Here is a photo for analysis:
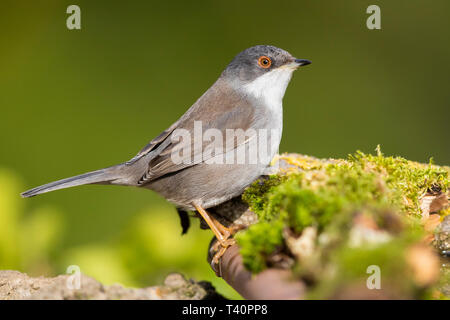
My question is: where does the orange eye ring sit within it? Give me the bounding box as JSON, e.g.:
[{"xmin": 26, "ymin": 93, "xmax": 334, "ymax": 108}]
[{"xmin": 257, "ymin": 56, "xmax": 272, "ymax": 69}]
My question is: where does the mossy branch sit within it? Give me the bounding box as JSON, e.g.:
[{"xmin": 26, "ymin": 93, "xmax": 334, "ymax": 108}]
[{"xmin": 209, "ymin": 150, "xmax": 449, "ymax": 299}]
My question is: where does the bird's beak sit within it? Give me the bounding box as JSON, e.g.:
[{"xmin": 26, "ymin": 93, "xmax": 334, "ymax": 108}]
[
  {"xmin": 294, "ymin": 59, "xmax": 311, "ymax": 67},
  {"xmin": 280, "ymin": 58, "xmax": 312, "ymax": 70}
]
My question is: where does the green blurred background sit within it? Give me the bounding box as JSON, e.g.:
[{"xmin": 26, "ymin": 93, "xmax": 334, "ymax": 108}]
[{"xmin": 0, "ymin": 1, "xmax": 448, "ymax": 299}]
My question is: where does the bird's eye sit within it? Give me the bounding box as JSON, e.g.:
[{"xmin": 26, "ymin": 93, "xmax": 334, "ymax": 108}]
[{"xmin": 257, "ymin": 56, "xmax": 272, "ymax": 69}]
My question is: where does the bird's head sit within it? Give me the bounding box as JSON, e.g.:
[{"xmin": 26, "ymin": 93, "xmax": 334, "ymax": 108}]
[{"xmin": 221, "ymin": 45, "xmax": 311, "ymax": 103}]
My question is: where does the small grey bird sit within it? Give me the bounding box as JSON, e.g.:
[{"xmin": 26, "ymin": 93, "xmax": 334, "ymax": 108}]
[{"xmin": 21, "ymin": 45, "xmax": 310, "ymax": 266}]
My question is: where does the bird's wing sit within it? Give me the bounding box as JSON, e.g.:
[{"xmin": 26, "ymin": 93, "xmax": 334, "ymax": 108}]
[
  {"xmin": 126, "ymin": 120, "xmax": 181, "ymax": 165},
  {"xmin": 136, "ymin": 82, "xmax": 259, "ymax": 184}
]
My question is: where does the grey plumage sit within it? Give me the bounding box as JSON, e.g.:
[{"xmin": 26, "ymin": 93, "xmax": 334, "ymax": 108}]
[
  {"xmin": 21, "ymin": 45, "xmax": 310, "ymax": 213},
  {"xmin": 223, "ymin": 45, "xmax": 294, "ymax": 81},
  {"xmin": 21, "ymin": 161, "xmax": 141, "ymax": 198},
  {"xmin": 21, "ymin": 166, "xmax": 118, "ymax": 198}
]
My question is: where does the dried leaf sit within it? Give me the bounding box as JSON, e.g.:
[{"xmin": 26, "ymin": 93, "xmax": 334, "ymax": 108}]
[{"xmin": 419, "ymin": 192, "xmax": 449, "ymax": 221}]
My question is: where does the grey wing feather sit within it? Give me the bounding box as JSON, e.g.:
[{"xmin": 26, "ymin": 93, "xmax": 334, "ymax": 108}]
[
  {"xmin": 126, "ymin": 120, "xmax": 180, "ymax": 165},
  {"xmin": 136, "ymin": 80, "xmax": 258, "ymax": 184}
]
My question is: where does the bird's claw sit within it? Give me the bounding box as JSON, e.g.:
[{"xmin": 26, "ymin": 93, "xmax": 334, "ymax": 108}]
[{"xmin": 210, "ymin": 238, "xmax": 236, "ymax": 276}]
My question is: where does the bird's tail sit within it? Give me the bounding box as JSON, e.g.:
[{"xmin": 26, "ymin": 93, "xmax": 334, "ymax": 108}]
[{"xmin": 21, "ymin": 163, "xmax": 131, "ymax": 198}]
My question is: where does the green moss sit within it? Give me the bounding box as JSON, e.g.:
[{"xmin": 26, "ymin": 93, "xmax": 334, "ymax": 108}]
[
  {"xmin": 237, "ymin": 149, "xmax": 449, "ymax": 298},
  {"xmin": 348, "ymin": 147, "xmax": 449, "ymax": 216},
  {"xmin": 242, "ymin": 174, "xmax": 286, "ymax": 219},
  {"xmin": 235, "ymin": 220, "xmax": 284, "ymax": 273},
  {"xmin": 266, "ymin": 178, "xmax": 349, "ymax": 233}
]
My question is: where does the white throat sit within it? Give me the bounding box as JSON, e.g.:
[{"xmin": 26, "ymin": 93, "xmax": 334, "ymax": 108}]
[
  {"xmin": 240, "ymin": 67, "xmax": 293, "ymax": 164},
  {"xmin": 242, "ymin": 68, "xmax": 294, "ymax": 109}
]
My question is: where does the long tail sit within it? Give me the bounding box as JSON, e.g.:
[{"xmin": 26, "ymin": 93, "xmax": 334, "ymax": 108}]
[{"xmin": 21, "ymin": 163, "xmax": 131, "ymax": 198}]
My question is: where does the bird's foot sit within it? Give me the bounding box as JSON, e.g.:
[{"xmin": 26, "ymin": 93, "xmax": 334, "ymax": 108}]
[
  {"xmin": 210, "ymin": 237, "xmax": 236, "ymax": 276},
  {"xmin": 192, "ymin": 202, "xmax": 238, "ymax": 276}
]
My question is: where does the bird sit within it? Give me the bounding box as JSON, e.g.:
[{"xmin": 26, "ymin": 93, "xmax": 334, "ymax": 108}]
[{"xmin": 21, "ymin": 45, "xmax": 311, "ymax": 269}]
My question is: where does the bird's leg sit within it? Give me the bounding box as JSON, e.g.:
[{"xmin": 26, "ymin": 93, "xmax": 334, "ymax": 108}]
[
  {"xmin": 212, "ymin": 218, "xmax": 232, "ymax": 238},
  {"xmin": 193, "ymin": 203, "xmax": 236, "ymax": 272}
]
